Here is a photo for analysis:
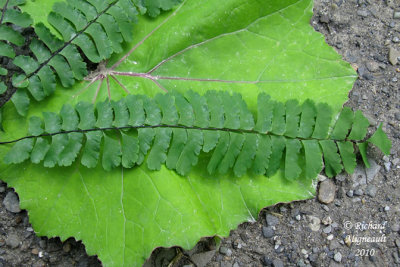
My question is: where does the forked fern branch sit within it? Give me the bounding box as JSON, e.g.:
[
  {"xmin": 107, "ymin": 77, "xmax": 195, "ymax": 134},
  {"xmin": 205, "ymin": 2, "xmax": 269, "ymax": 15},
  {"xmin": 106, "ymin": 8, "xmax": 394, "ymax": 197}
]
[
  {"xmin": 1, "ymin": 0, "xmax": 182, "ymax": 116},
  {"xmin": 1, "ymin": 91, "xmax": 391, "ymax": 179}
]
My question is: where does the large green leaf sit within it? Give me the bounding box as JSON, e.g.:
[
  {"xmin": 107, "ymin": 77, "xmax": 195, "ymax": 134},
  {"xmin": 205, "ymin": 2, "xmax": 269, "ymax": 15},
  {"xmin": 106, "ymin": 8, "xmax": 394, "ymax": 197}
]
[{"xmin": 0, "ymin": 0, "xmax": 356, "ymax": 266}]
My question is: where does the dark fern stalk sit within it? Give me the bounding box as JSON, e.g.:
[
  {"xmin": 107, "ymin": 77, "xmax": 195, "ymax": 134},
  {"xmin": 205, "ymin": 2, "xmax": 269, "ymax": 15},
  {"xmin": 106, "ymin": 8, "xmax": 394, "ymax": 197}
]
[{"xmin": 1, "ymin": 91, "xmax": 391, "ymax": 180}]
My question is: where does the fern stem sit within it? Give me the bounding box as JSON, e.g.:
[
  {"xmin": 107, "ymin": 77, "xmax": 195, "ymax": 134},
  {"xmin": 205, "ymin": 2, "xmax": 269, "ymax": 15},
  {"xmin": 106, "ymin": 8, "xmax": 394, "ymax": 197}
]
[
  {"xmin": 0, "ymin": 0, "xmax": 10, "ymax": 24},
  {"xmin": 111, "ymin": 71, "xmax": 357, "ymax": 85},
  {"xmin": 110, "ymin": 75, "xmax": 130, "ymax": 94},
  {"xmin": 0, "ymin": 124, "xmax": 362, "ymax": 145},
  {"xmin": 106, "ymin": 76, "xmax": 111, "ymax": 100},
  {"xmin": 92, "ymin": 78, "xmax": 104, "ymax": 103},
  {"xmin": 110, "ymin": 0, "xmax": 188, "ymax": 70}
]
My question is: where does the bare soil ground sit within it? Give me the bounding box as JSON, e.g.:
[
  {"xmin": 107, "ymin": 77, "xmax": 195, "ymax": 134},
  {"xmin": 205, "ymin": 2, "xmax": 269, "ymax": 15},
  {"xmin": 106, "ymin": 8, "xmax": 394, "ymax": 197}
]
[{"xmin": 1, "ymin": 0, "xmax": 399, "ymax": 266}]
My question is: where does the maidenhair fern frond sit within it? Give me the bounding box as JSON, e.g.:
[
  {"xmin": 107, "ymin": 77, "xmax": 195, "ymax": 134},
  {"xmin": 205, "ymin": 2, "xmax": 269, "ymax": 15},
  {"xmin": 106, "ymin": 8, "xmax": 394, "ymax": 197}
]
[
  {"xmin": 1, "ymin": 91, "xmax": 391, "ymax": 179},
  {"xmin": 1, "ymin": 0, "xmax": 182, "ymax": 116}
]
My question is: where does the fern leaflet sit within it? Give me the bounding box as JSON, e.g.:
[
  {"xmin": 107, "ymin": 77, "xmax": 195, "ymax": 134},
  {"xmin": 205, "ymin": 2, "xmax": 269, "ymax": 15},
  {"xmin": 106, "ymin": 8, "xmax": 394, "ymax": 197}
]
[
  {"xmin": 1, "ymin": 91, "xmax": 391, "ymax": 179},
  {"xmin": 1, "ymin": 0, "xmax": 182, "ymax": 116}
]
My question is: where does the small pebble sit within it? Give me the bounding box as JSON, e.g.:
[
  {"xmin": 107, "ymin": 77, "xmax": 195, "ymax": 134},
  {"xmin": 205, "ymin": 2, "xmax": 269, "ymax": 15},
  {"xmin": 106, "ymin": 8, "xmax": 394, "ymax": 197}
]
[
  {"xmin": 327, "ymin": 234, "xmax": 334, "ymax": 240},
  {"xmin": 31, "ymin": 248, "xmax": 39, "ymax": 255},
  {"xmin": 0, "ymin": 186, "xmax": 5, "ymax": 193},
  {"xmin": 383, "ymin": 156, "xmax": 390, "ymax": 162},
  {"xmin": 393, "ymin": 37, "xmax": 400, "ymax": 43},
  {"xmin": 272, "ymin": 259, "xmax": 284, "ymax": 267},
  {"xmin": 262, "ymin": 256, "xmax": 272, "ymax": 266},
  {"xmin": 392, "ymin": 224, "xmax": 400, "ymax": 232},
  {"xmin": 394, "ymin": 11, "xmax": 400, "ymax": 19},
  {"xmin": 366, "ymin": 185, "xmax": 377, "ymax": 197},
  {"xmin": 369, "ymin": 255, "xmax": 377, "ymax": 263},
  {"xmin": 365, "ymin": 160, "xmax": 380, "ymax": 182},
  {"xmin": 318, "ymin": 180, "xmax": 336, "ymax": 204},
  {"xmin": 2, "ymin": 191, "xmax": 21, "ymax": 213},
  {"xmin": 393, "ymin": 158, "xmax": 400, "ymax": 165},
  {"xmin": 309, "ymin": 253, "xmax": 317, "ymax": 262},
  {"xmin": 365, "ymin": 61, "xmax": 380, "ymax": 72},
  {"xmin": 322, "ymin": 216, "xmax": 332, "ymax": 225},
  {"xmin": 308, "ymin": 216, "xmax": 321, "ymax": 232},
  {"xmin": 297, "ymin": 259, "xmax": 306, "ymax": 267},
  {"xmin": 318, "ymin": 174, "xmax": 327, "ymax": 182},
  {"xmin": 319, "ymin": 14, "xmax": 330, "ymax": 23},
  {"xmin": 275, "ymin": 246, "xmax": 284, "ymax": 253},
  {"xmin": 266, "ymin": 214, "xmax": 279, "ymax": 226},
  {"xmin": 385, "ymin": 206, "xmax": 390, "ymax": 211},
  {"xmin": 384, "ymin": 162, "xmax": 391, "ymax": 172},
  {"xmin": 5, "ymin": 234, "xmax": 20, "ymax": 249},
  {"xmin": 346, "ymin": 190, "xmax": 354, "ymax": 198},
  {"xmin": 345, "ymin": 236, "xmax": 352, "ymax": 247},
  {"xmin": 219, "ymin": 246, "xmax": 232, "ymax": 257},
  {"xmin": 334, "ymin": 252, "xmax": 342, "ymax": 262},
  {"xmin": 357, "ymin": 10, "xmax": 369, "ymax": 17},
  {"xmin": 354, "ymin": 189, "xmax": 363, "ymax": 196},
  {"xmin": 322, "ymin": 205, "xmax": 329, "ymax": 212},
  {"xmin": 262, "ymin": 226, "xmax": 274, "ymax": 238},
  {"xmin": 393, "ymin": 252, "xmax": 400, "ymax": 264},
  {"xmin": 323, "ymin": 225, "xmax": 332, "ymax": 234},
  {"xmin": 389, "ymin": 47, "xmax": 400, "ymax": 65},
  {"xmin": 295, "ymin": 215, "xmax": 301, "ymax": 221},
  {"xmin": 39, "ymin": 240, "xmax": 47, "ymax": 249}
]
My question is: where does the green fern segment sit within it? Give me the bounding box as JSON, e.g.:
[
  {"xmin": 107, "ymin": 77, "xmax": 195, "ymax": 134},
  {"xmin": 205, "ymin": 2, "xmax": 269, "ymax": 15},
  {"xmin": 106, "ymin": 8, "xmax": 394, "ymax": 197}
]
[
  {"xmin": 4, "ymin": 0, "xmax": 182, "ymax": 116},
  {"xmin": 0, "ymin": 0, "xmax": 32, "ymax": 78},
  {"xmin": 2, "ymin": 91, "xmax": 392, "ymax": 179},
  {"xmin": 7, "ymin": 0, "xmax": 137, "ymax": 115}
]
